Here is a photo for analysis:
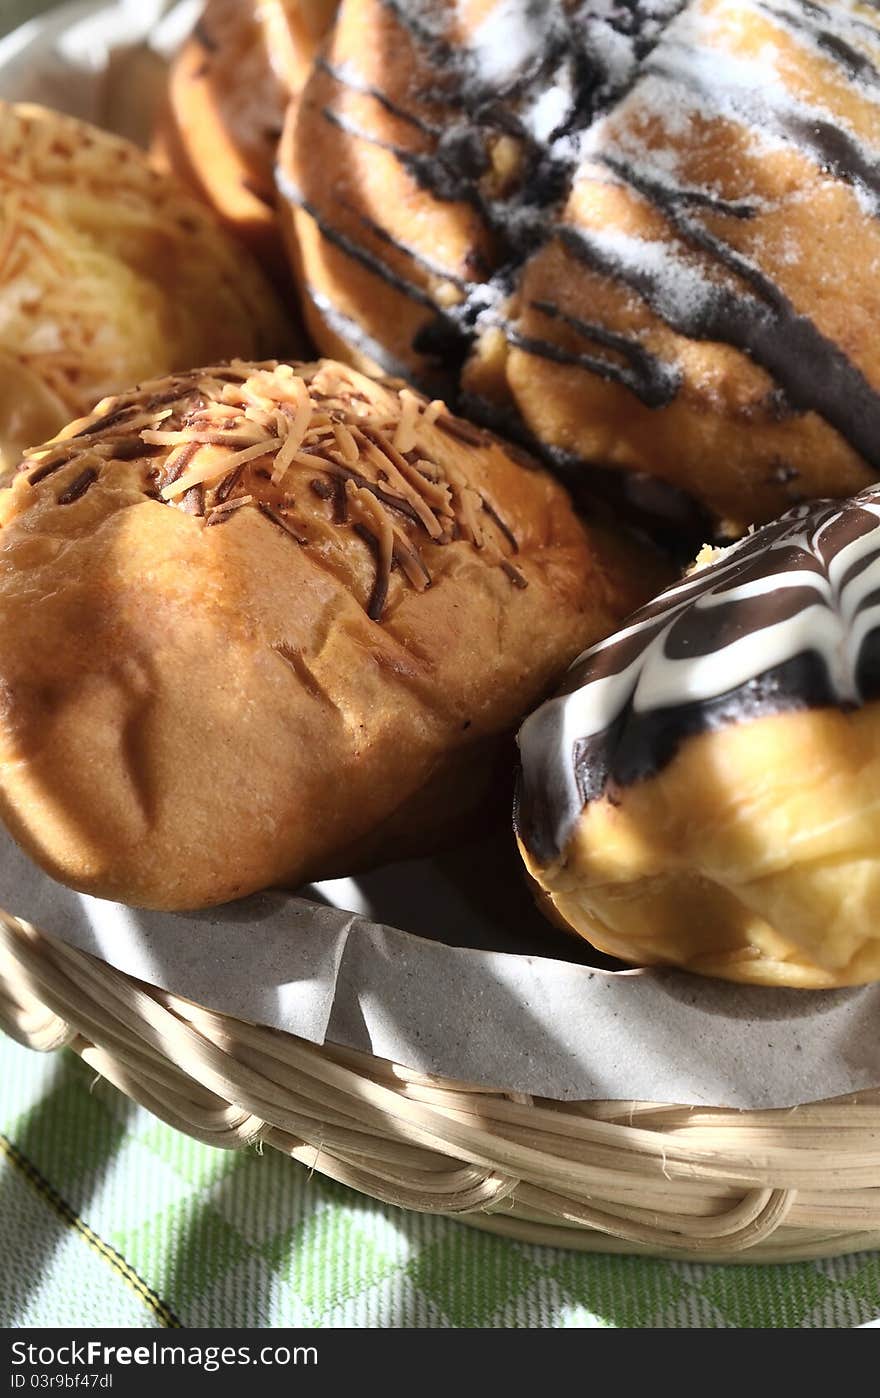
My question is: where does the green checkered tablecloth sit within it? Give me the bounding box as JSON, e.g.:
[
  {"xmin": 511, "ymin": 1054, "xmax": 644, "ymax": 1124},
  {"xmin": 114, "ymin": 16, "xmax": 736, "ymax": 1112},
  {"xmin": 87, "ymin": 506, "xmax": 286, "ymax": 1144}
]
[{"xmin": 2, "ymin": 1030, "xmax": 880, "ymax": 1328}]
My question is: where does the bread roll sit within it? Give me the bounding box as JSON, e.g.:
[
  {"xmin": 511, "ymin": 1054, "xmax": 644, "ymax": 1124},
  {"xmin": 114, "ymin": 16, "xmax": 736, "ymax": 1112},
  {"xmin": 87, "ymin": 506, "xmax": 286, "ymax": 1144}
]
[
  {"xmin": 155, "ymin": 0, "xmax": 338, "ymax": 273},
  {"xmin": 278, "ymin": 0, "xmax": 880, "ymax": 534},
  {"xmin": 517, "ymin": 487, "xmax": 880, "ymax": 988},
  {"xmin": 0, "ymin": 102, "xmax": 290, "ymax": 479},
  {"xmin": 0, "ymin": 358, "xmax": 658, "ymax": 910}
]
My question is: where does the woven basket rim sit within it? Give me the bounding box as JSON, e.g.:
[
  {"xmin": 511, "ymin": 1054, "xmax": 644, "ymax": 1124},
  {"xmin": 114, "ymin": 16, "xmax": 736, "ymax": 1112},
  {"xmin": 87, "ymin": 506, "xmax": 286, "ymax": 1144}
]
[
  {"xmin": 5, "ymin": 833, "xmax": 877, "ymax": 1112},
  {"xmin": 4, "ymin": 908, "xmax": 880, "ymax": 1264}
]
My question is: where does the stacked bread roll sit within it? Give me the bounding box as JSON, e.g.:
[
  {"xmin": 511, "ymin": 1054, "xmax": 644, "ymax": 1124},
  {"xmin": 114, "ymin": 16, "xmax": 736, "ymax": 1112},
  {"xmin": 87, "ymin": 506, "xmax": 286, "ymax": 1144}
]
[
  {"xmin": 0, "ymin": 359, "xmax": 657, "ymax": 908},
  {"xmin": 0, "ymin": 101, "xmax": 290, "ymax": 476}
]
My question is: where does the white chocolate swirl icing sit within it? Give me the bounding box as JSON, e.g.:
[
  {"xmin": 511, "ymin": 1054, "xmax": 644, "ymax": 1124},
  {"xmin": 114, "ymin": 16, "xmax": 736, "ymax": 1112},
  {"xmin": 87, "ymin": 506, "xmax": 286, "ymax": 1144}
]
[{"xmin": 517, "ymin": 488, "xmax": 880, "ymax": 862}]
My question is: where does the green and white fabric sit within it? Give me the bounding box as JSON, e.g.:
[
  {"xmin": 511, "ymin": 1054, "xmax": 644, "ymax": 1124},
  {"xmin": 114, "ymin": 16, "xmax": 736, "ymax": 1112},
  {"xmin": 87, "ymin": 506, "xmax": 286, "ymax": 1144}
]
[{"xmin": 2, "ymin": 1033, "xmax": 879, "ymax": 1328}]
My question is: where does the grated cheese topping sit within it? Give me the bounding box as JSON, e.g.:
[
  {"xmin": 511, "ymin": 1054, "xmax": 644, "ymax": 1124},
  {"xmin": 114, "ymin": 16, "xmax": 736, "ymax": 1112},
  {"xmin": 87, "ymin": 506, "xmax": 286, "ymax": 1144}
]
[
  {"xmin": 21, "ymin": 360, "xmax": 526, "ymax": 621},
  {"xmin": 0, "ymin": 103, "xmax": 286, "ymax": 468}
]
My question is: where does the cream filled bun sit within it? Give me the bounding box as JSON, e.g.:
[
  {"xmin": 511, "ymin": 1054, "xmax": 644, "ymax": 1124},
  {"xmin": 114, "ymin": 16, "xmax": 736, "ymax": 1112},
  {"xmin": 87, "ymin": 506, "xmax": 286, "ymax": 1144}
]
[{"xmin": 517, "ymin": 488, "xmax": 880, "ymax": 988}]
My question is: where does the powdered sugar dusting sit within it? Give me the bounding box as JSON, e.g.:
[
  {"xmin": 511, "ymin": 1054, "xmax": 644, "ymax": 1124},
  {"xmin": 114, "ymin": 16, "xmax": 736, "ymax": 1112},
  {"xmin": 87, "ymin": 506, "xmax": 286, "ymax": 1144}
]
[
  {"xmin": 465, "ymin": 0, "xmax": 561, "ymax": 87},
  {"xmin": 305, "ymin": 0, "xmax": 880, "ymax": 465},
  {"xmin": 578, "ymin": 223, "xmax": 735, "ymax": 323}
]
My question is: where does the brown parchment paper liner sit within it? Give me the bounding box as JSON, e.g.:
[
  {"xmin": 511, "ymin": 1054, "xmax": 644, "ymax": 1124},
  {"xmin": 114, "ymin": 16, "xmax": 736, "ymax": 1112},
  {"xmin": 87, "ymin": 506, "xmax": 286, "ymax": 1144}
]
[
  {"xmin": 3, "ymin": 1, "xmax": 880, "ymax": 1112},
  {"xmin": 3, "ymin": 827, "xmax": 879, "ymax": 1109}
]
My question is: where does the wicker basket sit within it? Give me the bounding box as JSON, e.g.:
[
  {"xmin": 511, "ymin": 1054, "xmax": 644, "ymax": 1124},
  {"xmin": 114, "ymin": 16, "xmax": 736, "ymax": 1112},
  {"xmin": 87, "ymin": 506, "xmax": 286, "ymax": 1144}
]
[{"xmin": 3, "ymin": 908, "xmax": 880, "ymax": 1264}]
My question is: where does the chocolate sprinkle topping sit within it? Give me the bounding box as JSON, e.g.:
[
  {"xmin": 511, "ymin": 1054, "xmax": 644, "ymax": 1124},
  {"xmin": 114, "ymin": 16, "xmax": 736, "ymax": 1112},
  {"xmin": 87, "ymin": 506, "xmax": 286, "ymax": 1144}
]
[
  {"xmin": 21, "ymin": 361, "xmax": 526, "ymax": 624},
  {"xmin": 180, "ymin": 485, "xmax": 205, "ymax": 517},
  {"xmin": 27, "ymin": 456, "xmax": 67, "ymax": 486},
  {"xmin": 500, "ymin": 558, "xmax": 528, "ymax": 589},
  {"xmin": 257, "ymin": 501, "xmax": 308, "ymax": 546},
  {"xmin": 56, "ymin": 467, "xmax": 97, "ymax": 505},
  {"xmin": 214, "ymin": 464, "xmax": 245, "ymax": 503},
  {"xmin": 482, "ymin": 496, "xmax": 519, "ymax": 554},
  {"xmin": 353, "ymin": 523, "xmax": 390, "ymax": 620}
]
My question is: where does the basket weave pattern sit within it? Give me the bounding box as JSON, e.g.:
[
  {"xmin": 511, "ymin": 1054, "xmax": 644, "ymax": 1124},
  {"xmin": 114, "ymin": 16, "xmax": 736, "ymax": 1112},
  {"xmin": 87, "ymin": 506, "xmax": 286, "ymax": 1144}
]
[{"xmin": 3, "ymin": 910, "xmax": 880, "ymax": 1262}]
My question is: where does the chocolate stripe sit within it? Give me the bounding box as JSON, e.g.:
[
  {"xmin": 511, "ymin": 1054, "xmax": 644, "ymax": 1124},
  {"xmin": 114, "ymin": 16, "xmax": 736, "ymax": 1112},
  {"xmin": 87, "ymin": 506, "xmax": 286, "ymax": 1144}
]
[
  {"xmin": 303, "ymin": 286, "xmax": 427, "ymax": 383},
  {"xmin": 758, "ymin": 1, "xmax": 880, "ymax": 84},
  {"xmin": 517, "ymin": 490, "xmax": 880, "ymax": 862},
  {"xmin": 275, "ymin": 167, "xmax": 444, "ymax": 312},
  {"xmin": 559, "ymin": 187, "xmax": 880, "ymax": 471},
  {"xmin": 320, "ymin": 106, "xmax": 484, "ymax": 208},
  {"xmin": 346, "ymin": 201, "xmax": 472, "ymax": 291},
  {"xmin": 645, "ymin": 43, "xmax": 880, "ymax": 216},
  {"xmin": 527, "ymin": 299, "xmax": 681, "ymax": 408},
  {"xmin": 317, "ymin": 57, "xmax": 443, "ymax": 136}
]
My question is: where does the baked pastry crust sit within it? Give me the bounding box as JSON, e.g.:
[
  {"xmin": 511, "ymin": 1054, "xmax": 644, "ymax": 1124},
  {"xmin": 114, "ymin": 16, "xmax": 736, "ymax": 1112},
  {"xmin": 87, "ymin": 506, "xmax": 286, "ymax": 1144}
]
[
  {"xmin": 0, "ymin": 102, "xmax": 290, "ymax": 479},
  {"xmin": 155, "ymin": 0, "xmax": 337, "ymax": 273},
  {"xmin": 279, "ymin": 0, "xmax": 880, "ymax": 533},
  {"xmin": 521, "ymin": 706, "xmax": 880, "ymax": 989},
  {"xmin": 516, "ymin": 489, "xmax": 880, "ymax": 988},
  {"xmin": 277, "ymin": 0, "xmax": 500, "ymax": 385},
  {"xmin": 0, "ymin": 358, "xmax": 656, "ymax": 910}
]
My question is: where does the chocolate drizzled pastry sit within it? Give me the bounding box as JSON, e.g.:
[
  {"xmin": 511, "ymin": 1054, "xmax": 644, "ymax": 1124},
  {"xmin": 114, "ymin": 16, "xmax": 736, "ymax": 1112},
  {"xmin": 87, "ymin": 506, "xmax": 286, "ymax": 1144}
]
[
  {"xmin": 280, "ymin": 0, "xmax": 683, "ymax": 383},
  {"xmin": 0, "ymin": 358, "xmax": 660, "ymax": 910},
  {"xmin": 280, "ymin": 0, "xmax": 880, "ymax": 534},
  {"xmin": 516, "ymin": 486, "xmax": 880, "ymax": 989}
]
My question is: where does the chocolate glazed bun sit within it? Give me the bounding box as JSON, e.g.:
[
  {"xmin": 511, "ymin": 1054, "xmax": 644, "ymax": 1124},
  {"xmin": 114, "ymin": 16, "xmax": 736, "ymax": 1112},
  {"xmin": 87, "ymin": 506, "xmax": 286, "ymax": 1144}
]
[
  {"xmin": 0, "ymin": 359, "xmax": 659, "ymax": 910},
  {"xmin": 279, "ymin": 0, "xmax": 880, "ymax": 535},
  {"xmin": 277, "ymin": 0, "xmax": 680, "ymax": 387},
  {"xmin": 517, "ymin": 488, "xmax": 880, "ymax": 988},
  {"xmin": 155, "ymin": 0, "xmax": 337, "ymax": 273}
]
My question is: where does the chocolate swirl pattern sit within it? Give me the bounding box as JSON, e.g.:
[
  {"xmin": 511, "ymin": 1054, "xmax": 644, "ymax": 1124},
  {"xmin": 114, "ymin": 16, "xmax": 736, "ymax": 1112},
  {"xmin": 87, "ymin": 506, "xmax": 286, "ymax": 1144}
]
[
  {"xmin": 281, "ymin": 0, "xmax": 880, "ymax": 530},
  {"xmin": 517, "ymin": 488, "xmax": 880, "ymax": 864}
]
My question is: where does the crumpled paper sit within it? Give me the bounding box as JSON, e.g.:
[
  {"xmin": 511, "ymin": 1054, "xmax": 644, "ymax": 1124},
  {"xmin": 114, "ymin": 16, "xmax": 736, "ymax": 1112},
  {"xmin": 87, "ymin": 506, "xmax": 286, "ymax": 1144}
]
[{"xmin": 4, "ymin": 827, "xmax": 880, "ymax": 1109}]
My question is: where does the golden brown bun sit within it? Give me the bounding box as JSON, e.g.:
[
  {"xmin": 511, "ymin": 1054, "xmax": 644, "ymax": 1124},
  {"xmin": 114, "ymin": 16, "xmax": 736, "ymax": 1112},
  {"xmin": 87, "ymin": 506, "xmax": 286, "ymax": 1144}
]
[
  {"xmin": 278, "ymin": 0, "xmax": 880, "ymax": 533},
  {"xmin": 519, "ymin": 707, "xmax": 880, "ymax": 990},
  {"xmin": 0, "ymin": 358, "xmax": 659, "ymax": 910},
  {"xmin": 278, "ymin": 0, "xmax": 494, "ymax": 386},
  {"xmin": 155, "ymin": 0, "xmax": 337, "ymax": 275},
  {"xmin": 515, "ymin": 486, "xmax": 880, "ymax": 988},
  {"xmin": 0, "ymin": 102, "xmax": 292, "ymax": 479}
]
